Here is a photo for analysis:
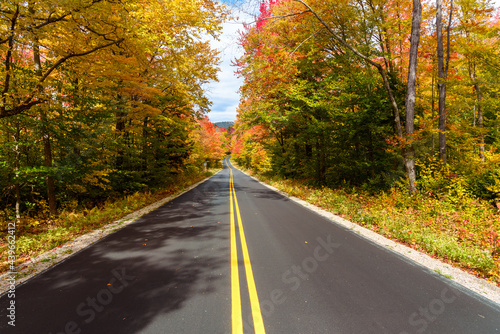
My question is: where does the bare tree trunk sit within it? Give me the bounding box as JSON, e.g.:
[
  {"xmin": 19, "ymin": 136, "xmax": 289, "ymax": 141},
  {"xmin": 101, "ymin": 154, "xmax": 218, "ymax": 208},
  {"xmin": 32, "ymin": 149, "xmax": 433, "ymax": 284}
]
[
  {"xmin": 436, "ymin": 0, "xmax": 446, "ymax": 164},
  {"xmin": 431, "ymin": 63, "xmax": 436, "ymax": 152},
  {"xmin": 468, "ymin": 60, "xmax": 486, "ymax": 162},
  {"xmin": 404, "ymin": 0, "xmax": 423, "ymax": 195},
  {"xmin": 436, "ymin": 0, "xmax": 453, "ymax": 165}
]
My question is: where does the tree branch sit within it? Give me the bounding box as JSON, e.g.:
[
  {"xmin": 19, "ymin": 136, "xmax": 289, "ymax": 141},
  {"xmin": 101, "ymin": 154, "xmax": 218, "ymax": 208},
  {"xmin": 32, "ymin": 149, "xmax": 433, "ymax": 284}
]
[
  {"xmin": 292, "ymin": 0, "xmax": 403, "ymax": 138},
  {"xmin": 37, "ymin": 38, "xmax": 124, "ymax": 85},
  {"xmin": 251, "ymin": 10, "xmax": 310, "ymax": 26},
  {"xmin": 290, "ymin": 28, "xmax": 323, "ymax": 56},
  {"xmin": 81, "ymin": 23, "xmax": 119, "ymax": 42},
  {"xmin": 1, "ymin": 100, "xmax": 44, "ymax": 118},
  {"xmin": 1, "ymin": 5, "xmax": 19, "ymax": 112},
  {"xmin": 33, "ymin": 13, "xmax": 71, "ymax": 30},
  {"xmin": 1, "ymin": 38, "xmax": 124, "ymax": 119},
  {"xmin": 293, "ymin": 0, "xmax": 376, "ymax": 67},
  {"xmin": 26, "ymin": 0, "xmax": 106, "ymax": 30}
]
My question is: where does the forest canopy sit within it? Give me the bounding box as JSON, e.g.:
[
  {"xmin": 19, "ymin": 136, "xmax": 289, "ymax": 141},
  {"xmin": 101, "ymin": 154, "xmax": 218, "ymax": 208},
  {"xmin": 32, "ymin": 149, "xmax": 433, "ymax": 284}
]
[
  {"xmin": 233, "ymin": 0, "xmax": 500, "ymax": 202},
  {"xmin": 0, "ymin": 0, "xmax": 229, "ymax": 220}
]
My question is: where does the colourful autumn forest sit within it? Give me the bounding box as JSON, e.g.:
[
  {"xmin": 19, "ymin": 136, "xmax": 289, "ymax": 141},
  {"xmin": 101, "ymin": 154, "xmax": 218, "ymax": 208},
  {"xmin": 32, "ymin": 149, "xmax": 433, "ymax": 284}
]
[
  {"xmin": 233, "ymin": 0, "xmax": 500, "ymax": 196},
  {"xmin": 0, "ymin": 0, "xmax": 230, "ymax": 224},
  {"xmin": 231, "ymin": 0, "xmax": 500, "ymax": 280},
  {"xmin": 1, "ymin": 0, "xmax": 500, "ymax": 282}
]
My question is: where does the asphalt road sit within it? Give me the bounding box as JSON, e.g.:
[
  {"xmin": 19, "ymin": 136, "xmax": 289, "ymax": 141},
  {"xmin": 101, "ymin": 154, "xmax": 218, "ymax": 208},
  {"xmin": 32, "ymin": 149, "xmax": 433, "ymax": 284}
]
[{"xmin": 1, "ymin": 158, "xmax": 499, "ymax": 334}]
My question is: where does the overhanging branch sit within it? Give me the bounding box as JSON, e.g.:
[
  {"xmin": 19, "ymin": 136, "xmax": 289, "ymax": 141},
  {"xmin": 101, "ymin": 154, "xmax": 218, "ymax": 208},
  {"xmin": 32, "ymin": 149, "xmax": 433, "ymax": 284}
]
[
  {"xmin": 251, "ymin": 10, "xmax": 310, "ymax": 26},
  {"xmin": 290, "ymin": 28, "xmax": 323, "ymax": 56},
  {"xmin": 292, "ymin": 0, "xmax": 403, "ymax": 138},
  {"xmin": 38, "ymin": 38, "xmax": 124, "ymax": 88},
  {"xmin": 1, "ymin": 38, "xmax": 125, "ymax": 119}
]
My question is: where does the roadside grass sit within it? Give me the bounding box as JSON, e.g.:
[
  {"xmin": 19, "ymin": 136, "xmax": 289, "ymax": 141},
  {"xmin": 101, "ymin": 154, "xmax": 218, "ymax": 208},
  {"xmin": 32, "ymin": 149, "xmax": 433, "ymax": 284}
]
[
  {"xmin": 0, "ymin": 169, "xmax": 218, "ymax": 275},
  {"xmin": 237, "ymin": 165, "xmax": 500, "ymax": 285}
]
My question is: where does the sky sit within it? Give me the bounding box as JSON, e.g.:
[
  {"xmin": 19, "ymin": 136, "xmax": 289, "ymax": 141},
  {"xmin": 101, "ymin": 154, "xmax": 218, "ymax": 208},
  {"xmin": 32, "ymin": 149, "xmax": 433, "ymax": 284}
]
[
  {"xmin": 205, "ymin": 1, "xmax": 258, "ymax": 123},
  {"xmin": 205, "ymin": 18, "xmax": 245, "ymax": 123}
]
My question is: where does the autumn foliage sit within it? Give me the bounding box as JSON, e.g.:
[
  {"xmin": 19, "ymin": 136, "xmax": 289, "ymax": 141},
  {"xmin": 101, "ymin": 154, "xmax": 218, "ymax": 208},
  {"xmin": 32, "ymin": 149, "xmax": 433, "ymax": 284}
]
[
  {"xmin": 190, "ymin": 116, "xmax": 229, "ymax": 167},
  {"xmin": 235, "ymin": 0, "xmax": 500, "ymax": 197},
  {"xmin": 233, "ymin": 0, "xmax": 500, "ymax": 281},
  {"xmin": 0, "ymin": 0, "xmax": 228, "ymax": 221}
]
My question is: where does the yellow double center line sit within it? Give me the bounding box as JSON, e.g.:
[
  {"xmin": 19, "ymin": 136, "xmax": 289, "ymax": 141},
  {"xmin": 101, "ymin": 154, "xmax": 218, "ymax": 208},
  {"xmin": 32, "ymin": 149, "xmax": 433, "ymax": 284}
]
[{"xmin": 229, "ymin": 163, "xmax": 266, "ymax": 334}]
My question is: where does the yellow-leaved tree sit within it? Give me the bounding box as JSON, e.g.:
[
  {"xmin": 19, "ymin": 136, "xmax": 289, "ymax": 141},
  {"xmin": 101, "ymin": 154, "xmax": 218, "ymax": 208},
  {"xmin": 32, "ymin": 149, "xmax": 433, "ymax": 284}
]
[{"xmin": 0, "ymin": 0, "xmax": 228, "ymax": 216}]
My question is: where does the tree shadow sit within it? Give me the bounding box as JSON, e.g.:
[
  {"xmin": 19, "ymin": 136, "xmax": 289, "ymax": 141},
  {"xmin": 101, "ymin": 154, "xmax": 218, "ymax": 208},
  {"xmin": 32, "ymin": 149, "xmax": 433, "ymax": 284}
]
[{"xmin": 0, "ymin": 175, "xmax": 232, "ymax": 333}]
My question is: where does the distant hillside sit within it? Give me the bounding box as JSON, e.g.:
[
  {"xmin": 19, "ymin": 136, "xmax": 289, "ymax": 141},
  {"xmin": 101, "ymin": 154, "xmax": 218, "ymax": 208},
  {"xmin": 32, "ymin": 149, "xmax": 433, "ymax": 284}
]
[{"xmin": 214, "ymin": 121, "xmax": 234, "ymax": 129}]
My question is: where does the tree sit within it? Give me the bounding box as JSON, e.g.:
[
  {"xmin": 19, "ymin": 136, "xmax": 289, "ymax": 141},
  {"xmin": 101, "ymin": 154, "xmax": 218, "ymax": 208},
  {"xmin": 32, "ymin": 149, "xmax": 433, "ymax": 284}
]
[
  {"xmin": 0, "ymin": 0, "xmax": 125, "ymax": 119},
  {"xmin": 237, "ymin": 0, "xmax": 422, "ymax": 192},
  {"xmin": 404, "ymin": 0, "xmax": 423, "ymax": 194},
  {"xmin": 436, "ymin": 0, "xmax": 454, "ymax": 164},
  {"xmin": 0, "ymin": 0, "xmax": 228, "ymax": 219},
  {"xmin": 192, "ymin": 116, "xmax": 227, "ymax": 167},
  {"xmin": 455, "ymin": 0, "xmax": 499, "ymax": 162}
]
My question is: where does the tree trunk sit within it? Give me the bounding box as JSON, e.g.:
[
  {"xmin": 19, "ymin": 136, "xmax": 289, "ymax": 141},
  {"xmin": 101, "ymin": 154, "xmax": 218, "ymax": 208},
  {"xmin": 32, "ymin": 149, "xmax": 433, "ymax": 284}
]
[
  {"xmin": 475, "ymin": 83, "xmax": 486, "ymax": 162},
  {"xmin": 316, "ymin": 138, "xmax": 325, "ymax": 184},
  {"xmin": 436, "ymin": 0, "xmax": 453, "ymax": 165},
  {"xmin": 468, "ymin": 60, "xmax": 486, "ymax": 162},
  {"xmin": 305, "ymin": 143, "xmax": 312, "ymax": 158},
  {"xmin": 431, "ymin": 62, "xmax": 436, "ymax": 152},
  {"xmin": 142, "ymin": 116, "xmax": 149, "ymax": 171},
  {"xmin": 13, "ymin": 123, "xmax": 21, "ymax": 222},
  {"xmin": 396, "ymin": 1, "xmax": 404, "ymax": 82},
  {"xmin": 43, "ymin": 128, "xmax": 57, "ymax": 215},
  {"xmin": 1, "ymin": 5, "xmax": 19, "ymax": 119},
  {"xmin": 368, "ymin": 130, "xmax": 376, "ymax": 179},
  {"xmin": 31, "ymin": 3, "xmax": 57, "ymax": 216},
  {"xmin": 115, "ymin": 110, "xmax": 127, "ymax": 169},
  {"xmin": 404, "ymin": 0, "xmax": 422, "ymax": 195}
]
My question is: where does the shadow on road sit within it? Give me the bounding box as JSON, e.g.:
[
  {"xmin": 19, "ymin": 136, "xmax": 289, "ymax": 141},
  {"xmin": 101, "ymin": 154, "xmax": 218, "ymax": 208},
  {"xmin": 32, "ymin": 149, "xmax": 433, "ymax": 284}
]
[{"xmin": 0, "ymin": 174, "xmax": 231, "ymax": 334}]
